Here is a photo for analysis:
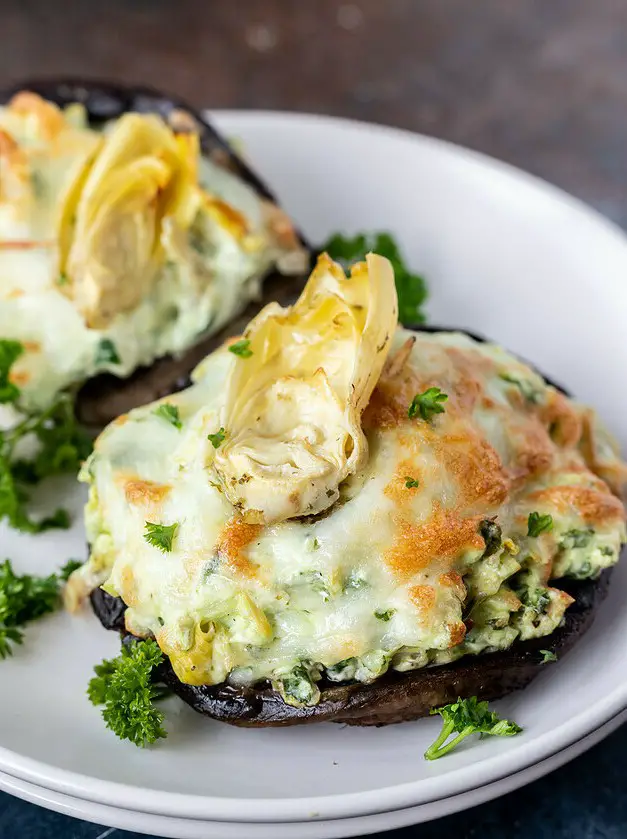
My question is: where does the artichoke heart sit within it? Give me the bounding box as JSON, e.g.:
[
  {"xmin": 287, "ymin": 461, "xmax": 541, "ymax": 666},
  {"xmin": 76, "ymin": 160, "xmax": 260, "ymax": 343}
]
[
  {"xmin": 213, "ymin": 252, "xmax": 398, "ymax": 523},
  {"xmin": 58, "ymin": 113, "xmax": 200, "ymax": 328}
]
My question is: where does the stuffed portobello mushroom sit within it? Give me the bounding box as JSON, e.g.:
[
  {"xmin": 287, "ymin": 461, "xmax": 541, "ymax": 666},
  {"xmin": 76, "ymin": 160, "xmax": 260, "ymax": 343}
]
[
  {"xmin": 74, "ymin": 253, "xmax": 627, "ymax": 729},
  {"xmin": 0, "ymin": 80, "xmax": 308, "ymax": 423}
]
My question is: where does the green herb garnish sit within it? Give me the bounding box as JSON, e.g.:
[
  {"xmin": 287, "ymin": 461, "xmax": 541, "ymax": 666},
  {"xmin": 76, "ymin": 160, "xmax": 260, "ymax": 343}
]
[
  {"xmin": 424, "ymin": 696, "xmax": 522, "ymax": 760},
  {"xmin": 405, "ymin": 477, "xmax": 420, "ymax": 489},
  {"xmin": 153, "ymin": 403, "xmax": 182, "ymax": 430},
  {"xmin": 527, "ymin": 512, "xmax": 553, "ymax": 537},
  {"xmin": 374, "ymin": 609, "xmax": 395, "ymax": 622},
  {"xmin": 228, "ymin": 339, "xmax": 253, "ymax": 358},
  {"xmin": 0, "ymin": 559, "xmax": 72, "ymax": 659},
  {"xmin": 539, "ymin": 650, "xmax": 557, "ymax": 664},
  {"xmin": 408, "ymin": 387, "xmax": 448, "ymax": 422},
  {"xmin": 88, "ymin": 639, "xmax": 167, "ymax": 748},
  {"xmin": 208, "ymin": 427, "xmax": 226, "ymax": 448},
  {"xmin": 59, "ymin": 559, "xmax": 83, "ymax": 581},
  {"xmin": 95, "ymin": 338, "xmax": 121, "ymax": 366},
  {"xmin": 0, "ymin": 351, "xmax": 91, "ymax": 533},
  {"xmin": 0, "ymin": 340, "xmax": 24, "ymax": 404},
  {"xmin": 144, "ymin": 521, "xmax": 178, "ymax": 553},
  {"xmin": 322, "ymin": 232, "xmax": 428, "ymax": 324}
]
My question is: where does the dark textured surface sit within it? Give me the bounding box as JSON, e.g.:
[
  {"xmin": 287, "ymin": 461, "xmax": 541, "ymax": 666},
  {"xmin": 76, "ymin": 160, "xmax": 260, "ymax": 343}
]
[{"xmin": 2, "ymin": 0, "xmax": 627, "ymax": 835}]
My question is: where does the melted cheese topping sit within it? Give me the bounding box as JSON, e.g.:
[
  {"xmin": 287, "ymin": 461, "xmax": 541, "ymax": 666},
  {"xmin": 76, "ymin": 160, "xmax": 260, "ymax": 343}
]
[
  {"xmin": 79, "ymin": 310, "xmax": 627, "ymax": 701},
  {"xmin": 0, "ymin": 92, "xmax": 306, "ymax": 411}
]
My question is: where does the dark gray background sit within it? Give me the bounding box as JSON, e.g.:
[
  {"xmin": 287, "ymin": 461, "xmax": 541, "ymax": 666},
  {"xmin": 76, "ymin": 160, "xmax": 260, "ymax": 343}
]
[{"xmin": 1, "ymin": 0, "xmax": 625, "ymax": 836}]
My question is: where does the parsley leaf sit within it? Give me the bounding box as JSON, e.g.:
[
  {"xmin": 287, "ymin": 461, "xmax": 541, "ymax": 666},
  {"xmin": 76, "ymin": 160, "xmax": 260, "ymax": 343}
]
[
  {"xmin": 408, "ymin": 387, "xmax": 448, "ymax": 422},
  {"xmin": 228, "ymin": 339, "xmax": 253, "ymax": 358},
  {"xmin": 527, "ymin": 512, "xmax": 553, "ymax": 537},
  {"xmin": 95, "ymin": 338, "xmax": 121, "ymax": 366},
  {"xmin": 405, "ymin": 477, "xmax": 420, "ymax": 488},
  {"xmin": 539, "ymin": 649, "xmax": 557, "ymax": 664},
  {"xmin": 322, "ymin": 232, "xmax": 428, "ymax": 324},
  {"xmin": 208, "ymin": 427, "xmax": 226, "ymax": 449},
  {"xmin": 59, "ymin": 559, "xmax": 83, "ymax": 581},
  {"xmin": 153, "ymin": 403, "xmax": 182, "ymax": 430},
  {"xmin": 424, "ymin": 696, "xmax": 522, "ymax": 760},
  {"xmin": 0, "ymin": 559, "xmax": 69, "ymax": 659},
  {"xmin": 88, "ymin": 639, "xmax": 167, "ymax": 748},
  {"xmin": 144, "ymin": 521, "xmax": 178, "ymax": 553},
  {"xmin": 0, "ymin": 391, "xmax": 91, "ymax": 533},
  {"xmin": 374, "ymin": 608, "xmax": 395, "ymax": 621},
  {"xmin": 0, "ymin": 340, "xmax": 24, "ymax": 404}
]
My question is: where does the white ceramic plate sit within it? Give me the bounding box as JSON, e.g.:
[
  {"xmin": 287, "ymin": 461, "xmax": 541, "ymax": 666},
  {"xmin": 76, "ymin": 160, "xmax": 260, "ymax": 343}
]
[
  {"xmin": 1, "ymin": 112, "xmax": 627, "ymax": 825},
  {"xmin": 1, "ymin": 711, "xmax": 624, "ymax": 839}
]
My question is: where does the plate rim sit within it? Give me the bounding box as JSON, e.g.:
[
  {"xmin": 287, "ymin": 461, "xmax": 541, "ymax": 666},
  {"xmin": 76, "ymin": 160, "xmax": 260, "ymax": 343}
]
[
  {"xmin": 1, "ymin": 711, "xmax": 625, "ymax": 838},
  {"xmin": 1, "ymin": 109, "xmax": 627, "ymax": 823}
]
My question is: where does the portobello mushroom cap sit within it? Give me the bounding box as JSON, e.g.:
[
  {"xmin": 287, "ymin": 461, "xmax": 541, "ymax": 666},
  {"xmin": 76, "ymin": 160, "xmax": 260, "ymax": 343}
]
[
  {"xmin": 87, "ymin": 324, "xmax": 610, "ymax": 728},
  {"xmin": 0, "ymin": 78, "xmax": 311, "ymax": 427},
  {"xmin": 90, "ymin": 570, "xmax": 613, "ymax": 727}
]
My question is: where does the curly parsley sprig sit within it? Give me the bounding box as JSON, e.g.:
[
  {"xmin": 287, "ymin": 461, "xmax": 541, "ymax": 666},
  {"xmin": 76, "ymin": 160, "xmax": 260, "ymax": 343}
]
[
  {"xmin": 0, "ymin": 558, "xmax": 80, "ymax": 659},
  {"xmin": 88, "ymin": 640, "xmax": 168, "ymax": 748},
  {"xmin": 424, "ymin": 696, "xmax": 522, "ymax": 760},
  {"xmin": 0, "ymin": 339, "xmax": 91, "ymax": 532}
]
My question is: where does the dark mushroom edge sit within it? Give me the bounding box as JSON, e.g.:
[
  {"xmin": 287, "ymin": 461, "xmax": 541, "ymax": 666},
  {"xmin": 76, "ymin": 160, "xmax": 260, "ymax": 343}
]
[{"xmin": 90, "ymin": 569, "xmax": 612, "ymax": 727}]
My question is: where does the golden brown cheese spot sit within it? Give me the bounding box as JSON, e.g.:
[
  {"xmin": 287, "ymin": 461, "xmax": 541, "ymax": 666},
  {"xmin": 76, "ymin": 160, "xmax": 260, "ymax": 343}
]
[
  {"xmin": 205, "ymin": 196, "xmax": 249, "ymax": 240},
  {"xmin": 438, "ymin": 425, "xmax": 510, "ymax": 508},
  {"xmin": 384, "ymin": 506, "xmax": 484, "ymax": 580},
  {"xmin": 506, "ymin": 421, "xmax": 555, "ymax": 487},
  {"xmin": 122, "ymin": 477, "xmax": 172, "ymax": 507},
  {"xmin": 262, "ymin": 200, "xmax": 301, "ymax": 251},
  {"xmin": 216, "ymin": 517, "xmax": 262, "ymax": 579},
  {"xmin": 0, "ymin": 128, "xmax": 29, "ymax": 202},
  {"xmin": 541, "ymin": 390, "xmax": 582, "ymax": 449},
  {"xmin": 578, "ymin": 410, "xmax": 627, "ymax": 500},
  {"xmin": 444, "ymin": 347, "xmax": 494, "ymax": 413},
  {"xmin": 111, "ymin": 413, "xmax": 130, "ymax": 428},
  {"xmin": 447, "ymin": 620, "xmax": 467, "ymax": 647},
  {"xmin": 383, "ymin": 458, "xmax": 423, "ymax": 506},
  {"xmin": 527, "ymin": 484, "xmax": 625, "ymax": 527},
  {"xmin": 8, "ymin": 91, "xmax": 65, "ymax": 138},
  {"xmin": 550, "ymin": 587, "xmax": 575, "ymax": 609},
  {"xmin": 9, "ymin": 370, "xmax": 29, "ymax": 385},
  {"xmin": 438, "ymin": 570, "xmax": 466, "ymax": 600},
  {"xmin": 118, "ymin": 565, "xmax": 138, "ymax": 608},
  {"xmin": 408, "ymin": 584, "xmax": 436, "ymax": 616}
]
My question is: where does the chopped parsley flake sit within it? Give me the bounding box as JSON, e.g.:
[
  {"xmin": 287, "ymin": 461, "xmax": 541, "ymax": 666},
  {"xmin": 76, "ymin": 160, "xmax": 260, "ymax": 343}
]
[
  {"xmin": 405, "ymin": 477, "xmax": 420, "ymax": 488},
  {"xmin": 408, "ymin": 387, "xmax": 448, "ymax": 422},
  {"xmin": 425, "ymin": 696, "xmax": 522, "ymax": 760},
  {"xmin": 144, "ymin": 521, "xmax": 178, "ymax": 553},
  {"xmin": 153, "ymin": 403, "xmax": 182, "ymax": 429},
  {"xmin": 527, "ymin": 512, "xmax": 553, "ymax": 537},
  {"xmin": 539, "ymin": 650, "xmax": 557, "ymax": 664},
  {"xmin": 95, "ymin": 338, "xmax": 121, "ymax": 366},
  {"xmin": 208, "ymin": 427, "xmax": 226, "ymax": 448},
  {"xmin": 374, "ymin": 609, "xmax": 395, "ymax": 622},
  {"xmin": 228, "ymin": 339, "xmax": 253, "ymax": 358}
]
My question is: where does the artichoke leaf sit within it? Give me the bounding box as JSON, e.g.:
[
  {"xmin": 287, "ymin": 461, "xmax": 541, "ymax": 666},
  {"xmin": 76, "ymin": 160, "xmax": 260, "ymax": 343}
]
[
  {"xmin": 213, "ymin": 252, "xmax": 398, "ymax": 523},
  {"xmin": 58, "ymin": 113, "xmax": 200, "ymax": 328}
]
